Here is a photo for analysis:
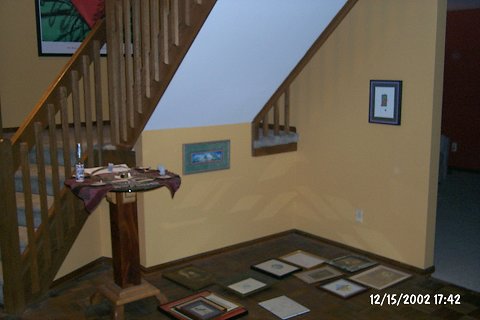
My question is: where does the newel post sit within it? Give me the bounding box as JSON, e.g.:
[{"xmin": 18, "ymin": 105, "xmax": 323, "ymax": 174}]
[{"xmin": 0, "ymin": 139, "xmax": 26, "ymax": 314}]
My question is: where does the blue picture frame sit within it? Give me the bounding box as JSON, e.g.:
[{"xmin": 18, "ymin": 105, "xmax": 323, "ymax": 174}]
[
  {"xmin": 369, "ymin": 80, "xmax": 402, "ymax": 125},
  {"xmin": 183, "ymin": 140, "xmax": 230, "ymax": 175}
]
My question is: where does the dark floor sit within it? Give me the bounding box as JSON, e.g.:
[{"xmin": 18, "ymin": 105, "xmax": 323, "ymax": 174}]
[
  {"xmin": 2, "ymin": 232, "xmax": 480, "ymax": 320},
  {"xmin": 433, "ymin": 170, "xmax": 480, "ymax": 292}
]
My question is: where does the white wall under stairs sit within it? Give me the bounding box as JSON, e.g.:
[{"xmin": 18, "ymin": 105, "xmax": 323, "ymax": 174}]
[{"xmin": 146, "ymin": 0, "xmax": 347, "ymax": 130}]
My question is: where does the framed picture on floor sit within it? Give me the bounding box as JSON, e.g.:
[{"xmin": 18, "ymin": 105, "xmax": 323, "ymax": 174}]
[
  {"xmin": 327, "ymin": 255, "xmax": 377, "ymax": 273},
  {"xmin": 159, "ymin": 291, "xmax": 247, "ymax": 320},
  {"xmin": 319, "ymin": 278, "xmax": 367, "ymax": 299},
  {"xmin": 251, "ymin": 259, "xmax": 300, "ymax": 279},
  {"xmin": 369, "ymin": 80, "xmax": 402, "ymax": 125},
  {"xmin": 162, "ymin": 265, "xmax": 214, "ymax": 290},
  {"xmin": 217, "ymin": 271, "xmax": 276, "ymax": 297},
  {"xmin": 294, "ymin": 266, "xmax": 343, "ymax": 284},
  {"xmin": 349, "ymin": 265, "xmax": 411, "ymax": 290},
  {"xmin": 279, "ymin": 250, "xmax": 326, "ymax": 269}
]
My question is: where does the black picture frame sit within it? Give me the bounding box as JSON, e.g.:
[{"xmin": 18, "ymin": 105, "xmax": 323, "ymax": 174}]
[{"xmin": 369, "ymin": 80, "xmax": 402, "ymax": 125}]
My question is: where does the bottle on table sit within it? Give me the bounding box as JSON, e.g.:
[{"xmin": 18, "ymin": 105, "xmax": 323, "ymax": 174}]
[{"xmin": 75, "ymin": 143, "xmax": 85, "ymax": 182}]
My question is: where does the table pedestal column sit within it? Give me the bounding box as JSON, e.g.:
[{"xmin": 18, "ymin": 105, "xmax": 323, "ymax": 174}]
[{"xmin": 91, "ymin": 192, "xmax": 166, "ymax": 320}]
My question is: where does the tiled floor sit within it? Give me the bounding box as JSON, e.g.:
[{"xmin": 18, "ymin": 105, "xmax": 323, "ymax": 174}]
[{"xmin": 1, "ymin": 232, "xmax": 479, "ymax": 319}]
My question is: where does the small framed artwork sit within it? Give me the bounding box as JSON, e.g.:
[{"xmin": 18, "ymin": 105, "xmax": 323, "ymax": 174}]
[
  {"xmin": 349, "ymin": 265, "xmax": 411, "ymax": 290},
  {"xmin": 159, "ymin": 291, "xmax": 247, "ymax": 320},
  {"xmin": 217, "ymin": 272, "xmax": 276, "ymax": 297},
  {"xmin": 162, "ymin": 265, "xmax": 214, "ymax": 291},
  {"xmin": 327, "ymin": 255, "xmax": 377, "ymax": 273},
  {"xmin": 183, "ymin": 140, "xmax": 230, "ymax": 175},
  {"xmin": 319, "ymin": 278, "xmax": 367, "ymax": 299},
  {"xmin": 279, "ymin": 250, "xmax": 326, "ymax": 269},
  {"xmin": 175, "ymin": 297, "xmax": 225, "ymax": 320},
  {"xmin": 294, "ymin": 266, "xmax": 343, "ymax": 284},
  {"xmin": 369, "ymin": 80, "xmax": 402, "ymax": 125},
  {"xmin": 251, "ymin": 259, "xmax": 300, "ymax": 279},
  {"xmin": 258, "ymin": 295, "xmax": 310, "ymax": 319}
]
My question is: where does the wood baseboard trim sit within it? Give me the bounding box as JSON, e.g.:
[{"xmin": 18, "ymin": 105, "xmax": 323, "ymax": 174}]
[
  {"xmin": 140, "ymin": 230, "xmax": 295, "ymax": 273},
  {"xmin": 52, "ymin": 228, "xmax": 435, "ymax": 288},
  {"xmin": 293, "ymin": 229, "xmax": 435, "ymax": 275}
]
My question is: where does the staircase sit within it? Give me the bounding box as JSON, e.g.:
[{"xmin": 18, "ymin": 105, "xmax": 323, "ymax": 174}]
[
  {"xmin": 251, "ymin": 0, "xmax": 358, "ymax": 156},
  {"xmin": 0, "ymin": 0, "xmax": 358, "ymax": 314},
  {"xmin": 0, "ymin": 0, "xmax": 216, "ymax": 314}
]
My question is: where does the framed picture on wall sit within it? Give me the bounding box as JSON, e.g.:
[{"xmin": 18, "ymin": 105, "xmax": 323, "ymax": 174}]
[
  {"xmin": 183, "ymin": 140, "xmax": 230, "ymax": 175},
  {"xmin": 35, "ymin": 0, "xmax": 105, "ymax": 56},
  {"xmin": 369, "ymin": 80, "xmax": 402, "ymax": 125}
]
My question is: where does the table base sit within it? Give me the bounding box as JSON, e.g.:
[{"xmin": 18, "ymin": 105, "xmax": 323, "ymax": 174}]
[{"xmin": 91, "ymin": 279, "xmax": 167, "ymax": 320}]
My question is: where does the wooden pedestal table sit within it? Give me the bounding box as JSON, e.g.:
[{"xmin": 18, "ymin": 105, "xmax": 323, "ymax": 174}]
[
  {"xmin": 91, "ymin": 191, "xmax": 165, "ymax": 319},
  {"xmin": 68, "ymin": 169, "xmax": 183, "ymax": 320}
]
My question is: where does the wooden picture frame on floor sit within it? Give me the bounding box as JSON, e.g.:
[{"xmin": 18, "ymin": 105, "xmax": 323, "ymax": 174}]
[
  {"xmin": 319, "ymin": 279, "xmax": 367, "ymax": 299},
  {"xmin": 327, "ymin": 255, "xmax": 377, "ymax": 273},
  {"xmin": 159, "ymin": 291, "xmax": 247, "ymax": 320},
  {"xmin": 349, "ymin": 265, "xmax": 411, "ymax": 290}
]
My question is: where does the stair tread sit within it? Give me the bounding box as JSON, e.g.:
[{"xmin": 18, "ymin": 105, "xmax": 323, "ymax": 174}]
[{"xmin": 16, "ymin": 193, "xmax": 55, "ymax": 228}]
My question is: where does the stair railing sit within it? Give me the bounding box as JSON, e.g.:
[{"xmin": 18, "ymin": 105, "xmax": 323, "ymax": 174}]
[
  {"xmin": 106, "ymin": 0, "xmax": 216, "ymax": 147},
  {"xmin": 0, "ymin": 0, "xmax": 216, "ymax": 314},
  {"xmin": 251, "ymin": 0, "xmax": 358, "ymax": 156}
]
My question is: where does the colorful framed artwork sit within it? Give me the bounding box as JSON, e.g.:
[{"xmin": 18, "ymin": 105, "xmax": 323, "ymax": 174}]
[
  {"xmin": 369, "ymin": 80, "xmax": 402, "ymax": 125},
  {"xmin": 349, "ymin": 265, "xmax": 411, "ymax": 290},
  {"xmin": 35, "ymin": 0, "xmax": 105, "ymax": 56},
  {"xmin": 183, "ymin": 140, "xmax": 230, "ymax": 175},
  {"xmin": 327, "ymin": 255, "xmax": 377, "ymax": 273},
  {"xmin": 162, "ymin": 265, "xmax": 214, "ymax": 291},
  {"xmin": 279, "ymin": 250, "xmax": 326, "ymax": 269},
  {"xmin": 319, "ymin": 278, "xmax": 367, "ymax": 299},
  {"xmin": 294, "ymin": 266, "xmax": 343, "ymax": 284},
  {"xmin": 251, "ymin": 259, "xmax": 300, "ymax": 279}
]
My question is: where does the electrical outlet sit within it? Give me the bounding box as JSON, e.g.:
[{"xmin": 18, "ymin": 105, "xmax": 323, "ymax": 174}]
[{"xmin": 355, "ymin": 209, "xmax": 364, "ymax": 223}]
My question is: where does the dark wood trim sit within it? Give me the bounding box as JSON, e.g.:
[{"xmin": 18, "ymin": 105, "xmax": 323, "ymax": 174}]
[
  {"xmin": 293, "ymin": 229, "xmax": 435, "ymax": 275},
  {"xmin": 252, "ymin": 143, "xmax": 297, "ymax": 157},
  {"xmin": 140, "ymin": 230, "xmax": 294, "ymax": 273},
  {"xmin": 140, "ymin": 229, "xmax": 435, "ymax": 275},
  {"xmin": 48, "ymin": 228, "xmax": 436, "ymax": 293}
]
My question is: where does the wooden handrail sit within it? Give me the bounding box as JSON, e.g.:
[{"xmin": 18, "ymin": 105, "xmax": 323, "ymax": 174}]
[
  {"xmin": 252, "ymin": 0, "xmax": 359, "ymax": 154},
  {"xmin": 10, "ymin": 19, "xmax": 107, "ymax": 168}
]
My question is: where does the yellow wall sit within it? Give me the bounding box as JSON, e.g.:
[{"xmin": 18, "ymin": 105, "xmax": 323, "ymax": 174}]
[
  {"xmin": 56, "ymin": 202, "xmax": 112, "ymax": 279},
  {"xmin": 291, "ymin": 0, "xmax": 446, "ymax": 268},
  {"xmin": 132, "ymin": 0, "xmax": 447, "ymax": 271},
  {"xmin": 137, "ymin": 124, "xmax": 297, "ymax": 267},
  {"xmin": 12, "ymin": 0, "xmax": 445, "ymax": 277},
  {"xmin": 0, "ymin": 1, "xmax": 69, "ymax": 128}
]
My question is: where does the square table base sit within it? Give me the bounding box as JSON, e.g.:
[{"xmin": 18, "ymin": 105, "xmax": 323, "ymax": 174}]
[{"xmin": 91, "ymin": 279, "xmax": 167, "ymax": 320}]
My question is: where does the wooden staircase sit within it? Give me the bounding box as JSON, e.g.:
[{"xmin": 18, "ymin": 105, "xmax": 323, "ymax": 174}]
[
  {"xmin": 251, "ymin": 0, "xmax": 358, "ymax": 156},
  {"xmin": 0, "ymin": 0, "xmax": 216, "ymax": 314}
]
